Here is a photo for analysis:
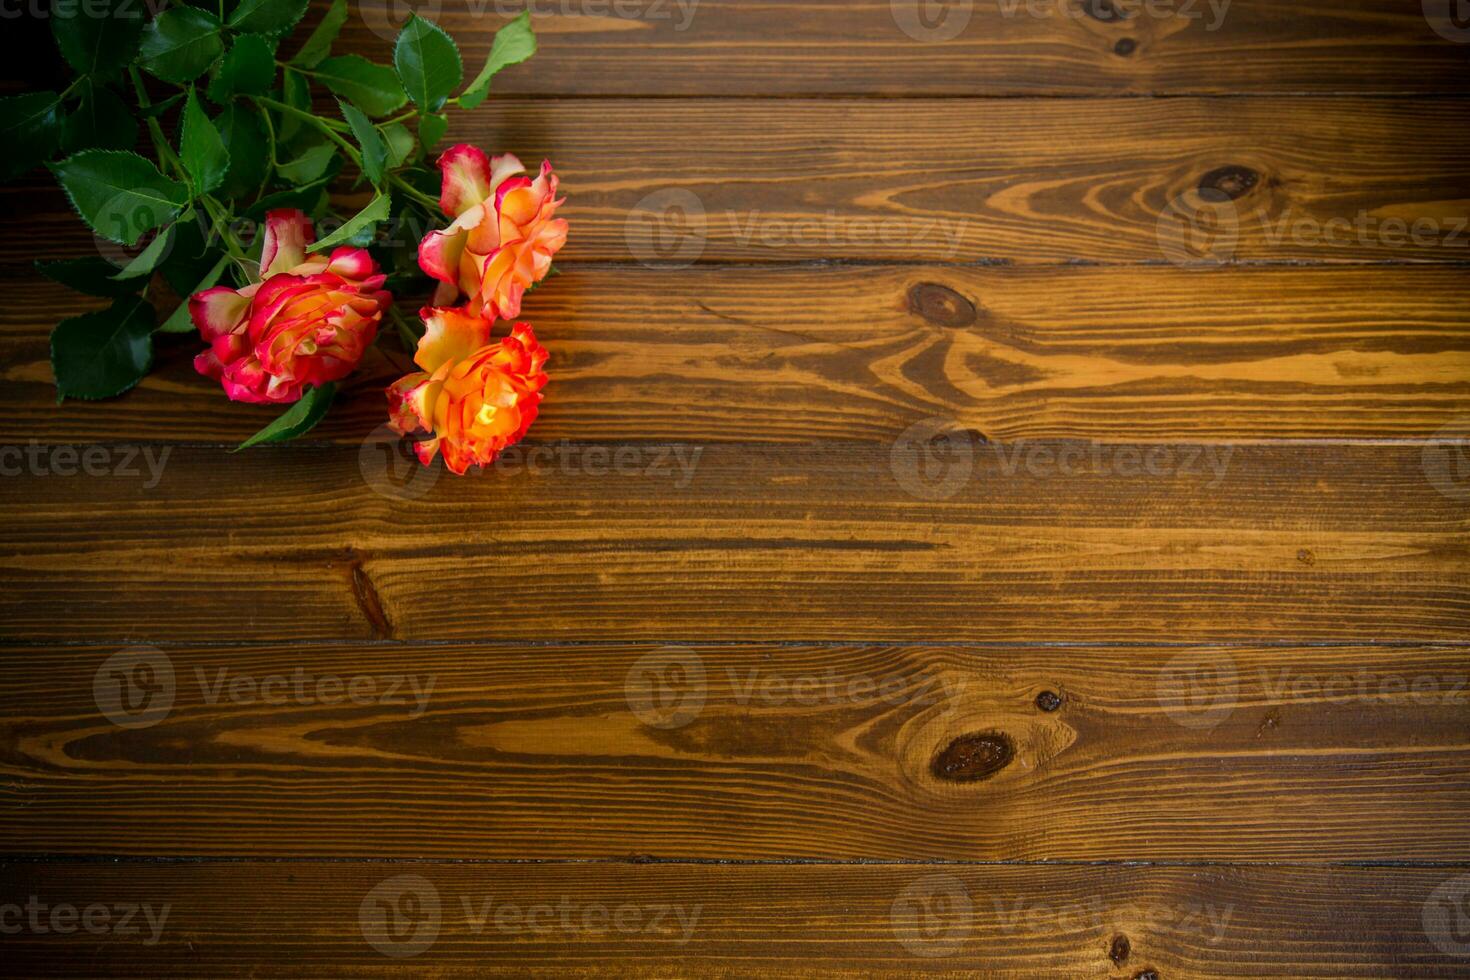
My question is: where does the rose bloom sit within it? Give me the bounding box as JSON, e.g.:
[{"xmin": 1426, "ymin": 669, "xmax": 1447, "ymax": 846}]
[
  {"xmin": 191, "ymin": 209, "xmax": 391, "ymax": 404},
  {"xmin": 387, "ymin": 307, "xmax": 549, "ymax": 475},
  {"xmin": 418, "ymin": 145, "xmax": 567, "ymax": 321}
]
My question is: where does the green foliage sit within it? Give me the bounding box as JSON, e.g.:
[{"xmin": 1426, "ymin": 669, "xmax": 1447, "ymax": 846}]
[
  {"xmin": 49, "ymin": 150, "xmax": 189, "ymax": 246},
  {"xmin": 310, "ymin": 192, "xmax": 391, "ymax": 252},
  {"xmin": 314, "ymin": 55, "xmax": 408, "ymax": 117},
  {"xmin": 181, "ymin": 89, "xmax": 231, "ymax": 194},
  {"xmin": 394, "ymin": 14, "xmax": 462, "ymax": 113},
  {"xmin": 51, "ymin": 297, "xmax": 155, "ymax": 402},
  {"xmin": 50, "ymin": 0, "xmax": 144, "ymax": 82},
  {"xmin": 460, "ymin": 12, "xmax": 536, "ymax": 110},
  {"xmin": 0, "ymin": 92, "xmax": 64, "ymax": 181},
  {"xmin": 139, "ymin": 6, "xmax": 225, "ymax": 83},
  {"xmin": 227, "ymin": 0, "xmax": 310, "ymax": 37},
  {"xmin": 340, "ymin": 101, "xmax": 387, "ymax": 186},
  {"xmin": 208, "ymin": 34, "xmax": 278, "ymax": 101},
  {"xmin": 236, "ymin": 382, "xmax": 336, "ymax": 449},
  {"xmin": 289, "ymin": 0, "xmax": 348, "ymax": 69},
  {"xmin": 62, "ymin": 81, "xmax": 138, "ymax": 154}
]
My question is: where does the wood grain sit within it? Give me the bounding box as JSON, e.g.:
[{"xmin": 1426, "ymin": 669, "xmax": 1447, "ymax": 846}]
[
  {"xmin": 3, "ymin": 861, "xmax": 1468, "ymax": 977},
  {"xmin": 332, "ymin": 0, "xmax": 1470, "ymax": 96},
  {"xmin": 4, "ymin": 264, "xmax": 1469, "ymax": 445},
  {"xmin": 2, "ymin": 642, "xmax": 1467, "ymax": 860},
  {"xmin": 6, "ymin": 97, "xmax": 1469, "ymax": 265},
  {"xmin": 0, "ymin": 444, "xmax": 1464, "ymax": 644}
]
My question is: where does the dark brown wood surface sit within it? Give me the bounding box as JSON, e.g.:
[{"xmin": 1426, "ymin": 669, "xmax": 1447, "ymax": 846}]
[{"xmin": 2, "ymin": 0, "xmax": 1468, "ymax": 975}]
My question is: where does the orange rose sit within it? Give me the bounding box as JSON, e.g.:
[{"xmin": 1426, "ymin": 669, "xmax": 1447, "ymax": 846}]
[
  {"xmin": 387, "ymin": 308, "xmax": 548, "ymax": 475},
  {"xmin": 417, "ymin": 145, "xmax": 567, "ymax": 321}
]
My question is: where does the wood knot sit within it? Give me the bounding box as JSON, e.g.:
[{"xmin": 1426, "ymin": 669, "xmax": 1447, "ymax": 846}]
[
  {"xmin": 1296, "ymin": 548, "xmax": 1315, "ymax": 566},
  {"xmin": 1110, "ymin": 934, "xmax": 1131, "ymax": 966},
  {"xmin": 1113, "ymin": 37, "xmax": 1136, "ymax": 55},
  {"xmin": 931, "ymin": 732, "xmax": 1015, "ymax": 782},
  {"xmin": 1035, "ymin": 690, "xmax": 1063, "ymax": 712},
  {"xmin": 908, "ymin": 282, "xmax": 977, "ymax": 329},
  {"xmin": 1197, "ymin": 165, "xmax": 1260, "ymax": 201},
  {"xmin": 1077, "ymin": 0, "xmax": 1129, "ymax": 20}
]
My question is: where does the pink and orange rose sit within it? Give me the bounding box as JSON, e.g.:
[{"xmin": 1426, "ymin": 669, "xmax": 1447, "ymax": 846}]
[
  {"xmin": 417, "ymin": 146, "xmax": 568, "ymax": 321},
  {"xmin": 192, "ymin": 210, "xmax": 390, "ymax": 404},
  {"xmin": 387, "ymin": 308, "xmax": 549, "ymax": 475}
]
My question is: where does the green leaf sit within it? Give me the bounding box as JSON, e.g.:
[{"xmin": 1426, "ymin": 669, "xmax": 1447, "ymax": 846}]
[
  {"xmin": 290, "ymin": 0, "xmax": 348, "ymax": 69},
  {"xmin": 245, "ymin": 162, "xmax": 340, "ymax": 217},
  {"xmin": 459, "ymin": 11, "xmax": 536, "ymax": 110},
  {"xmin": 207, "ymin": 33, "xmax": 277, "ymax": 101},
  {"xmin": 62, "ymin": 81, "xmax": 138, "ymax": 154},
  {"xmin": 49, "ymin": 150, "xmax": 189, "ymax": 246},
  {"xmin": 310, "ymin": 192, "xmax": 390, "ymax": 252},
  {"xmin": 51, "ymin": 296, "xmax": 155, "ymax": 402},
  {"xmin": 36, "ymin": 257, "xmax": 144, "ymax": 298},
  {"xmin": 382, "ymin": 122, "xmax": 415, "ymax": 168},
  {"xmin": 314, "ymin": 55, "xmax": 407, "ymax": 117},
  {"xmin": 227, "ymin": 0, "xmax": 309, "ymax": 36},
  {"xmin": 214, "ymin": 103, "xmax": 269, "ymax": 199},
  {"xmin": 417, "ymin": 113, "xmax": 448, "ymax": 155},
  {"xmin": 394, "ymin": 14, "xmax": 462, "ymax": 112},
  {"xmin": 339, "ymin": 100, "xmax": 385, "ymax": 186},
  {"xmin": 236, "ymin": 382, "xmax": 336, "ymax": 450},
  {"xmin": 50, "ymin": 0, "xmax": 145, "ymax": 82},
  {"xmin": 158, "ymin": 252, "xmax": 232, "ymax": 333},
  {"xmin": 158, "ymin": 216, "xmax": 222, "ymax": 294},
  {"xmin": 276, "ymin": 142, "xmax": 336, "ymax": 183},
  {"xmin": 111, "ymin": 225, "xmax": 175, "ymax": 281},
  {"xmin": 277, "ymin": 68, "xmax": 311, "ymax": 142},
  {"xmin": 139, "ymin": 6, "xmax": 224, "ymax": 83},
  {"xmin": 0, "ymin": 91, "xmax": 63, "ymax": 181},
  {"xmin": 180, "ymin": 88, "xmax": 230, "ymax": 194}
]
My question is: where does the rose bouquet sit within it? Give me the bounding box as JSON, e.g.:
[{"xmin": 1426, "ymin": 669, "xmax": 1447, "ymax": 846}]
[{"xmin": 5, "ymin": 0, "xmax": 566, "ymax": 470}]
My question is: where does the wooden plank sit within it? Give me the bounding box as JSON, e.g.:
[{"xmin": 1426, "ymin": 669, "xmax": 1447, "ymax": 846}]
[
  {"xmin": 4, "ymin": 264, "xmax": 1469, "ymax": 445},
  {"xmin": 6, "ymin": 97, "xmax": 1469, "ymax": 265},
  {"xmin": 331, "ymin": 0, "xmax": 1470, "ymax": 96},
  {"xmin": 2, "ymin": 642, "xmax": 1467, "ymax": 860},
  {"xmin": 0, "ymin": 444, "xmax": 1464, "ymax": 644},
  {"xmin": 3, "ymin": 861, "xmax": 1468, "ymax": 976}
]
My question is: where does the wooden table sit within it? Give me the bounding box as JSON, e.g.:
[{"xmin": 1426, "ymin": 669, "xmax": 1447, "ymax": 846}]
[{"xmin": 3, "ymin": 0, "xmax": 1469, "ymax": 975}]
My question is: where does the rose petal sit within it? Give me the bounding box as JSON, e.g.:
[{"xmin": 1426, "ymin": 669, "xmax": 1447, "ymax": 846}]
[
  {"xmin": 261, "ymin": 210, "xmax": 313, "ymax": 278},
  {"xmin": 189, "ymin": 286, "xmax": 251, "ymax": 341}
]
